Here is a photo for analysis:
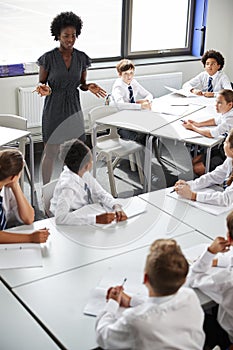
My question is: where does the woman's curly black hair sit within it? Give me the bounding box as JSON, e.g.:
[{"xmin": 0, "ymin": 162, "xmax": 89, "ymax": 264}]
[
  {"xmin": 201, "ymin": 49, "xmax": 225, "ymax": 70},
  {"xmin": 50, "ymin": 11, "xmax": 83, "ymax": 41}
]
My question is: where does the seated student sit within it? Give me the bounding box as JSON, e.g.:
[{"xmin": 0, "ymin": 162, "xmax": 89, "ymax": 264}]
[
  {"xmin": 183, "ymin": 89, "xmax": 233, "ymax": 175},
  {"xmin": 188, "ymin": 210, "xmax": 233, "ymax": 350},
  {"xmin": 174, "ymin": 128, "xmax": 233, "ymax": 207},
  {"xmin": 95, "ymin": 238, "xmax": 205, "ymax": 350},
  {"xmin": 0, "ymin": 149, "xmax": 49, "ymax": 243},
  {"xmin": 111, "ymin": 59, "xmax": 153, "ymax": 143},
  {"xmin": 182, "ymin": 49, "xmax": 232, "ymax": 97},
  {"xmin": 50, "ymin": 139, "xmax": 127, "ymax": 225}
]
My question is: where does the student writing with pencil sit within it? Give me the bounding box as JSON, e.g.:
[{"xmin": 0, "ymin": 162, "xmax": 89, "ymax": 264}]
[
  {"xmin": 95, "ymin": 239, "xmax": 205, "ymax": 349},
  {"xmin": 50, "ymin": 139, "xmax": 127, "ymax": 225},
  {"xmin": 0, "ymin": 149, "xmax": 49, "ymax": 243},
  {"xmin": 173, "ymin": 129, "xmax": 233, "ymax": 206}
]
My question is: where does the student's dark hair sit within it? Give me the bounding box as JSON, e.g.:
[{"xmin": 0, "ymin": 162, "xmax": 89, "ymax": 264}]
[
  {"xmin": 201, "ymin": 49, "xmax": 225, "ymax": 70},
  {"xmin": 145, "ymin": 239, "xmax": 189, "ymax": 296},
  {"xmin": 59, "ymin": 139, "xmax": 91, "ymax": 174},
  {"xmin": 226, "ymin": 211, "xmax": 233, "ymax": 239},
  {"xmin": 0, "ymin": 149, "xmax": 24, "ymax": 181},
  {"xmin": 116, "ymin": 59, "xmax": 135, "ymax": 74},
  {"xmin": 218, "ymin": 89, "xmax": 233, "ymax": 104},
  {"xmin": 50, "ymin": 11, "xmax": 83, "ymax": 40},
  {"xmin": 227, "ymin": 128, "xmax": 233, "ymax": 149}
]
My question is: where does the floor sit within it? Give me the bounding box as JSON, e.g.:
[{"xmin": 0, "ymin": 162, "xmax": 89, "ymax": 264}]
[{"xmin": 24, "ymin": 138, "xmax": 194, "ymax": 221}]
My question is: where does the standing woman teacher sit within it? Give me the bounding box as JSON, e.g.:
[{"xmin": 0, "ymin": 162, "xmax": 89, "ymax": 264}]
[{"xmin": 36, "ymin": 11, "xmax": 106, "ymax": 184}]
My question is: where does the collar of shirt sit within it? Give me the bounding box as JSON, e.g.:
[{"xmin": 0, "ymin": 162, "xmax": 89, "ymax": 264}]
[
  {"xmin": 63, "ymin": 165, "xmax": 86, "ymax": 188},
  {"xmin": 148, "ymin": 294, "xmax": 175, "ymax": 305},
  {"xmin": 222, "ymin": 107, "xmax": 233, "ymax": 118},
  {"xmin": 207, "ymin": 70, "xmax": 220, "ymax": 81}
]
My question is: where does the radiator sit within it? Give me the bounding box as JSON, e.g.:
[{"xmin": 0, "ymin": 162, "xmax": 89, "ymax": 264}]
[
  {"xmin": 17, "ymin": 72, "xmax": 182, "ymax": 130},
  {"xmin": 18, "ymin": 86, "xmax": 45, "ymax": 128}
]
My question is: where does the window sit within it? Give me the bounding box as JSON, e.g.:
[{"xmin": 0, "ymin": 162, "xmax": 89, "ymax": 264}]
[
  {"xmin": 128, "ymin": 0, "xmax": 193, "ymax": 56},
  {"xmin": 0, "ymin": 0, "xmax": 206, "ymax": 68}
]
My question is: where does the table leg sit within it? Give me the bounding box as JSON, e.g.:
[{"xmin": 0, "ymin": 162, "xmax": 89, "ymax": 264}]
[
  {"xmin": 205, "ymin": 147, "xmax": 211, "ymax": 173},
  {"xmin": 92, "ymin": 124, "xmax": 97, "ymax": 178},
  {"xmin": 144, "ymin": 135, "xmax": 153, "ymax": 193},
  {"xmin": 27, "ymin": 135, "xmax": 35, "ymax": 207}
]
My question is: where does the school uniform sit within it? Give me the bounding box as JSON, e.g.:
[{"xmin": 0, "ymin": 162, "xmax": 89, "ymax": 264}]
[
  {"xmin": 95, "ymin": 287, "xmax": 205, "ymax": 350},
  {"xmin": 188, "ymin": 248, "xmax": 233, "ymax": 343},
  {"xmin": 188, "ymin": 157, "xmax": 233, "ymax": 206},
  {"xmin": 111, "ymin": 78, "xmax": 153, "ymax": 143},
  {"xmin": 182, "ymin": 70, "xmax": 232, "ymax": 94},
  {"xmin": 210, "ymin": 108, "xmax": 233, "ymax": 138},
  {"xmin": 1, "ymin": 186, "xmax": 21, "ymax": 227},
  {"xmin": 111, "ymin": 78, "xmax": 153, "ymax": 104},
  {"xmin": 50, "ymin": 166, "xmax": 119, "ymax": 225}
]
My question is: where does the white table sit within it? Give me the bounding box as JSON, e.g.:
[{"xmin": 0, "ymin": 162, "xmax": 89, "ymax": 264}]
[
  {"xmin": 93, "ymin": 106, "xmax": 205, "ymax": 192},
  {"xmin": 139, "ymin": 188, "xmax": 228, "ymax": 239},
  {"xmin": 0, "ymin": 198, "xmax": 194, "ymax": 288},
  {"xmin": 0, "ymin": 281, "xmax": 59, "ymax": 350},
  {"xmin": 13, "ymin": 230, "xmax": 212, "ymax": 350},
  {"xmin": 0, "ymin": 125, "xmax": 35, "ymax": 206}
]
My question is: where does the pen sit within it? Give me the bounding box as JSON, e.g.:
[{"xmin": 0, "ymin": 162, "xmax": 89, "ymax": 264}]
[
  {"xmin": 171, "ymin": 104, "xmax": 189, "ymax": 106},
  {"xmin": 121, "ymin": 278, "xmax": 127, "ymax": 287},
  {"xmin": 180, "ymin": 119, "xmax": 185, "ymax": 122},
  {"xmin": 170, "ymin": 189, "xmax": 175, "ymax": 193}
]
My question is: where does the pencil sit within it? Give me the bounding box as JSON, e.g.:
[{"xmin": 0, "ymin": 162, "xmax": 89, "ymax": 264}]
[{"xmin": 121, "ymin": 278, "xmax": 127, "ymax": 287}]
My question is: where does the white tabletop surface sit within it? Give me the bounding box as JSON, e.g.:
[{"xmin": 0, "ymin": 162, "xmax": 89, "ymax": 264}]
[
  {"xmin": 0, "ymin": 281, "xmax": 59, "ymax": 350},
  {"xmin": 0, "ymin": 198, "xmax": 194, "ymax": 288},
  {"xmin": 0, "ymin": 125, "xmax": 30, "ymax": 146},
  {"xmin": 13, "ymin": 230, "xmax": 211, "ymax": 350},
  {"xmin": 139, "ymin": 188, "xmax": 228, "ymax": 239}
]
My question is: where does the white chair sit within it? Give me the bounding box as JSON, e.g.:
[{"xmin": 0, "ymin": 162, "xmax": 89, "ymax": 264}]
[
  {"xmin": 41, "ymin": 179, "xmax": 58, "ymax": 217},
  {"xmin": 0, "ymin": 114, "xmax": 28, "ymax": 190},
  {"xmin": 88, "ymin": 105, "xmax": 144, "ymax": 197}
]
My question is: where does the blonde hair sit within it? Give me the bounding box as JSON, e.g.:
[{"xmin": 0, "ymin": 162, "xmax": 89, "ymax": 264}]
[{"xmin": 116, "ymin": 59, "xmax": 135, "ymax": 74}]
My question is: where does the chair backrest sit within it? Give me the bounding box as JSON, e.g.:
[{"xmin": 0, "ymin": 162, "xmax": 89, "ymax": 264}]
[
  {"xmin": 88, "ymin": 105, "xmax": 118, "ymax": 129},
  {"xmin": 0, "ymin": 114, "xmax": 27, "ymax": 131},
  {"xmin": 41, "ymin": 179, "xmax": 58, "ymax": 217}
]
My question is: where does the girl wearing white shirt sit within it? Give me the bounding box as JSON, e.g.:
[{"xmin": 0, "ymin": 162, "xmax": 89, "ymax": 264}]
[
  {"xmin": 182, "ymin": 49, "xmax": 232, "ymax": 97},
  {"xmin": 50, "ymin": 139, "xmax": 127, "ymax": 225},
  {"xmin": 188, "ymin": 210, "xmax": 233, "ymax": 349},
  {"xmin": 174, "ymin": 128, "xmax": 233, "ymax": 206},
  {"xmin": 0, "ymin": 149, "xmax": 49, "ymax": 244},
  {"xmin": 183, "ymin": 89, "xmax": 233, "ymax": 175}
]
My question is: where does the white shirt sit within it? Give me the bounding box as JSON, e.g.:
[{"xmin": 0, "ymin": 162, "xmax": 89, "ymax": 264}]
[
  {"xmin": 112, "ymin": 78, "xmax": 153, "ymax": 104},
  {"xmin": 50, "ymin": 166, "xmax": 119, "ymax": 225},
  {"xmin": 1, "ymin": 186, "xmax": 21, "ymax": 226},
  {"xmin": 211, "ymin": 108, "xmax": 233, "ymax": 138},
  {"xmin": 95, "ymin": 287, "xmax": 205, "ymax": 350},
  {"xmin": 188, "ymin": 157, "xmax": 233, "ymax": 206},
  {"xmin": 182, "ymin": 70, "xmax": 232, "ymax": 93},
  {"xmin": 188, "ymin": 248, "xmax": 233, "ymax": 342}
]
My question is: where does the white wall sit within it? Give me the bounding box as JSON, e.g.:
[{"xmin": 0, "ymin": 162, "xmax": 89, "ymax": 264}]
[{"xmin": 0, "ymin": 0, "xmax": 232, "ymax": 116}]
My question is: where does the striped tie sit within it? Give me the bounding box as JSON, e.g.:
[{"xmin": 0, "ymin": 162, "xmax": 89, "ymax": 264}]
[
  {"xmin": 84, "ymin": 183, "xmax": 94, "ymax": 204},
  {"xmin": 128, "ymin": 85, "xmax": 135, "ymax": 103},
  {"xmin": 207, "ymin": 77, "xmax": 213, "ymax": 92},
  {"xmin": 0, "ymin": 195, "xmax": 6, "ymax": 230}
]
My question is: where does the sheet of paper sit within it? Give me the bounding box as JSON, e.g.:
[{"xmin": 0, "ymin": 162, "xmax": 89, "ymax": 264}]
[
  {"xmin": 183, "ymin": 243, "xmax": 208, "ymax": 264},
  {"xmin": 164, "ymin": 86, "xmax": 194, "ymax": 97},
  {"xmin": 83, "ymin": 266, "xmax": 147, "ymax": 317},
  {"xmin": 0, "ymin": 243, "xmax": 42, "ymax": 269},
  {"xmin": 167, "ymin": 186, "xmax": 233, "ymax": 215}
]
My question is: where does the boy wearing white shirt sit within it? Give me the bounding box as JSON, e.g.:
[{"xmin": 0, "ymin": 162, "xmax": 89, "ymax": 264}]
[
  {"xmin": 182, "ymin": 49, "xmax": 232, "ymax": 97},
  {"xmin": 111, "ymin": 59, "xmax": 153, "ymax": 143},
  {"xmin": 50, "ymin": 139, "xmax": 127, "ymax": 225},
  {"xmin": 188, "ymin": 210, "xmax": 233, "ymax": 349},
  {"xmin": 95, "ymin": 239, "xmax": 205, "ymax": 350}
]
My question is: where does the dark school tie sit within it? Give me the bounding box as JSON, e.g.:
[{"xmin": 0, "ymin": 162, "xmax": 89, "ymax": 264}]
[
  {"xmin": 128, "ymin": 85, "xmax": 135, "ymax": 103},
  {"xmin": 207, "ymin": 77, "xmax": 213, "ymax": 92},
  {"xmin": 84, "ymin": 183, "xmax": 94, "ymax": 204},
  {"xmin": 0, "ymin": 195, "xmax": 6, "ymax": 230}
]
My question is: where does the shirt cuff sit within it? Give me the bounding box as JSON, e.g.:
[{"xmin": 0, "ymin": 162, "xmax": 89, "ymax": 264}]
[{"xmin": 104, "ymin": 298, "xmax": 119, "ymax": 314}]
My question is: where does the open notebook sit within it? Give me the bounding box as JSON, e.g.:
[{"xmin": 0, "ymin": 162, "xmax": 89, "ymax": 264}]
[
  {"xmin": 0, "ymin": 243, "xmax": 42, "ymax": 269},
  {"xmin": 167, "ymin": 186, "xmax": 233, "ymax": 216},
  {"xmin": 76, "ymin": 196, "xmax": 147, "ymax": 227},
  {"xmin": 83, "ymin": 266, "xmax": 147, "ymax": 317}
]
